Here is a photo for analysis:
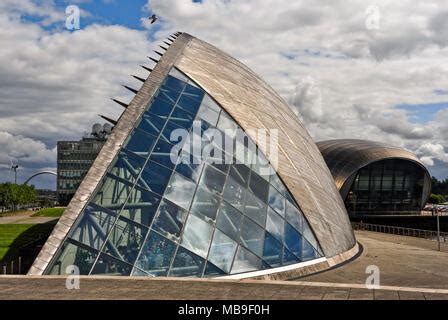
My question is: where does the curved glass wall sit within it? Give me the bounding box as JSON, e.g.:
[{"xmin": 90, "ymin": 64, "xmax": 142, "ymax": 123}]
[
  {"xmin": 345, "ymin": 159, "xmax": 425, "ymax": 216},
  {"xmin": 46, "ymin": 68, "xmax": 323, "ymax": 277}
]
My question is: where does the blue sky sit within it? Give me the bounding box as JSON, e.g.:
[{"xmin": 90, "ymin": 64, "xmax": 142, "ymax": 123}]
[{"xmin": 395, "ymin": 102, "xmax": 448, "ymax": 124}]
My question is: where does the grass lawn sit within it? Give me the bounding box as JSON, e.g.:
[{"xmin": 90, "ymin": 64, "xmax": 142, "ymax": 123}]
[
  {"xmin": 0, "ymin": 223, "xmax": 55, "ymax": 262},
  {"xmin": 31, "ymin": 207, "xmax": 65, "ymax": 217}
]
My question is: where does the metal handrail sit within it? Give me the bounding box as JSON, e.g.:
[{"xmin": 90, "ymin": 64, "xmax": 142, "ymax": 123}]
[{"xmin": 353, "ymin": 222, "xmax": 448, "ymax": 242}]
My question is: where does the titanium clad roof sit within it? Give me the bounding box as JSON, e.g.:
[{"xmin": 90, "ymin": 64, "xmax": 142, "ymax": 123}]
[
  {"xmin": 317, "ymin": 139, "xmax": 430, "ymax": 191},
  {"xmin": 29, "ymin": 33, "xmax": 356, "ymax": 275},
  {"xmin": 174, "ymin": 35, "xmax": 355, "ymax": 258}
]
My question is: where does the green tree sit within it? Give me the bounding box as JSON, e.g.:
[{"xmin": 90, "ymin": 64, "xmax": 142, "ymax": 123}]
[{"xmin": 428, "ymin": 193, "xmax": 446, "ymax": 204}]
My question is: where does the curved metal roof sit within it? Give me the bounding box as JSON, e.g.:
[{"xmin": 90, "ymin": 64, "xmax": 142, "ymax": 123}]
[
  {"xmin": 317, "ymin": 139, "xmax": 431, "ymax": 192},
  {"xmin": 29, "ymin": 33, "xmax": 356, "ymax": 275}
]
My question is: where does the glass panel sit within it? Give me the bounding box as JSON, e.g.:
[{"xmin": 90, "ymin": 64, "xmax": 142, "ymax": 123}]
[
  {"xmin": 164, "ymin": 173, "xmax": 197, "ymax": 210},
  {"xmin": 270, "ymin": 174, "xmax": 287, "ymax": 195},
  {"xmin": 216, "ymin": 201, "xmax": 243, "ymax": 241},
  {"xmin": 158, "ymin": 86, "xmax": 181, "ymax": 105},
  {"xmin": 263, "ymin": 233, "xmax": 283, "ymax": 267},
  {"xmin": 207, "ymin": 229, "xmax": 237, "ymax": 274},
  {"xmin": 160, "ymin": 120, "xmax": 184, "ymax": 145},
  {"xmin": 199, "ymin": 164, "xmax": 226, "ymax": 195},
  {"xmin": 231, "ymin": 246, "xmax": 261, "ymax": 274},
  {"xmin": 302, "ymin": 219, "xmax": 319, "ymax": 251},
  {"xmin": 170, "ymin": 106, "xmax": 195, "ymax": 129},
  {"xmin": 229, "ymin": 164, "xmax": 251, "ymax": 188},
  {"xmin": 48, "ymin": 240, "xmax": 97, "ymax": 275},
  {"xmin": 249, "ymin": 171, "xmax": 269, "ymax": 203},
  {"xmin": 201, "ymin": 94, "xmax": 221, "ymax": 113},
  {"xmin": 182, "ymin": 83, "xmax": 205, "ymax": 102},
  {"xmin": 103, "ymin": 217, "xmax": 147, "ymax": 264},
  {"xmin": 190, "ymin": 187, "xmax": 221, "ymax": 222},
  {"xmin": 138, "ymin": 112, "xmax": 166, "ymax": 137},
  {"xmin": 203, "ymin": 262, "xmax": 226, "ymax": 277},
  {"xmin": 175, "ymin": 156, "xmax": 204, "ymax": 183},
  {"xmin": 91, "ymin": 253, "xmax": 132, "ymax": 276},
  {"xmin": 217, "ymin": 112, "xmax": 238, "ymax": 138},
  {"xmin": 152, "ymin": 199, "xmax": 188, "ymax": 242},
  {"xmin": 150, "ymin": 140, "xmax": 178, "ymax": 169},
  {"xmin": 135, "ymin": 231, "xmax": 177, "ymax": 276},
  {"xmin": 69, "ymin": 203, "xmax": 118, "ymax": 250},
  {"xmin": 92, "ymin": 175, "xmax": 132, "ymax": 211},
  {"xmin": 181, "ymin": 214, "xmax": 213, "ymax": 258},
  {"xmin": 240, "ymin": 217, "xmax": 265, "ymax": 257},
  {"xmin": 163, "ymin": 75, "xmax": 186, "ymax": 93},
  {"xmin": 198, "ymin": 102, "xmax": 220, "ymax": 126},
  {"xmin": 244, "ymin": 192, "xmax": 267, "ymax": 227},
  {"xmin": 283, "ymin": 247, "xmax": 300, "ymax": 266},
  {"xmin": 177, "ymin": 95, "xmax": 202, "ymax": 115},
  {"xmin": 284, "ymin": 223, "xmax": 302, "ymax": 258},
  {"xmin": 285, "ymin": 201, "xmax": 303, "ymax": 233},
  {"xmin": 109, "ymin": 150, "xmax": 146, "ymax": 184},
  {"xmin": 265, "ymin": 207, "xmax": 284, "ymax": 243},
  {"xmin": 302, "ymin": 238, "xmax": 319, "ymax": 261},
  {"xmin": 125, "ymin": 129, "xmax": 156, "ymax": 158},
  {"xmin": 138, "ymin": 160, "xmax": 172, "ymax": 195},
  {"xmin": 169, "ymin": 247, "xmax": 206, "ymax": 277},
  {"xmin": 268, "ymin": 185, "xmax": 286, "ymax": 217},
  {"xmin": 149, "ymin": 98, "xmax": 174, "ymax": 119},
  {"xmin": 119, "ymin": 185, "xmax": 161, "ymax": 227},
  {"xmin": 223, "ymin": 176, "xmax": 246, "ymax": 212}
]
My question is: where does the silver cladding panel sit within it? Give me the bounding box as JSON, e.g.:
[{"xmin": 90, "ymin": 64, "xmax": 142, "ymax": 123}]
[
  {"xmin": 174, "ymin": 36, "xmax": 355, "ymax": 258},
  {"xmin": 317, "ymin": 139, "xmax": 432, "ymax": 205},
  {"xmin": 29, "ymin": 34, "xmax": 355, "ymax": 275}
]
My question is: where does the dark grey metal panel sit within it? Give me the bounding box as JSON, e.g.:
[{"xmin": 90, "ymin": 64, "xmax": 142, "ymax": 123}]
[{"xmin": 317, "ymin": 139, "xmax": 432, "ymax": 205}]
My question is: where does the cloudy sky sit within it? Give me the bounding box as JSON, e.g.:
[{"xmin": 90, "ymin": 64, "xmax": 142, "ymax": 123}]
[{"xmin": 0, "ymin": 0, "xmax": 447, "ymax": 189}]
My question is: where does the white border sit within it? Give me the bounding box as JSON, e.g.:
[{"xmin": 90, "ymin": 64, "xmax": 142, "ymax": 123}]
[{"xmin": 217, "ymin": 257, "xmax": 327, "ymax": 280}]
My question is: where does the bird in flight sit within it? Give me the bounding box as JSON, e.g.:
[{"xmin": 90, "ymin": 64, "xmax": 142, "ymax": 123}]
[{"xmin": 149, "ymin": 14, "xmax": 158, "ymax": 24}]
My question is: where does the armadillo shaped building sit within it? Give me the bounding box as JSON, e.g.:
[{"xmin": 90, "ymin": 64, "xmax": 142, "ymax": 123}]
[{"xmin": 29, "ymin": 33, "xmax": 357, "ymax": 279}]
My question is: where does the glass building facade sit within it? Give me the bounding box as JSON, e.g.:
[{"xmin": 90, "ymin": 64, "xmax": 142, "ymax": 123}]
[
  {"xmin": 345, "ymin": 159, "xmax": 426, "ymax": 216},
  {"xmin": 46, "ymin": 68, "xmax": 323, "ymax": 277},
  {"xmin": 57, "ymin": 138, "xmax": 106, "ymax": 205}
]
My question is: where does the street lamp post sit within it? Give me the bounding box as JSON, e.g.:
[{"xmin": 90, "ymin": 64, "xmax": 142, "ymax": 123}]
[{"xmin": 437, "ymin": 207, "xmax": 441, "ymax": 252}]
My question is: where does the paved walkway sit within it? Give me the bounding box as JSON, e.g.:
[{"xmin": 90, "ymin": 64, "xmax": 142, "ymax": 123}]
[
  {"xmin": 0, "ymin": 231, "xmax": 447, "ymax": 300},
  {"xmin": 0, "ymin": 211, "xmax": 58, "ymax": 224},
  {"xmin": 303, "ymin": 231, "xmax": 448, "ymax": 289}
]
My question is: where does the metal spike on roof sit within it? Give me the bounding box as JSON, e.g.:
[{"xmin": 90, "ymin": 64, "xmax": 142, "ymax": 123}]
[
  {"xmin": 159, "ymin": 45, "xmax": 168, "ymax": 51},
  {"xmin": 163, "ymin": 41, "xmax": 172, "ymax": 46},
  {"xmin": 141, "ymin": 65, "xmax": 153, "ymax": 72},
  {"xmin": 148, "ymin": 56, "xmax": 159, "ymax": 64},
  {"xmin": 132, "ymin": 75, "xmax": 146, "ymax": 83},
  {"xmin": 99, "ymin": 114, "xmax": 118, "ymax": 126},
  {"xmin": 154, "ymin": 50, "xmax": 164, "ymax": 57},
  {"xmin": 111, "ymin": 98, "xmax": 128, "ymax": 109},
  {"xmin": 122, "ymin": 85, "xmax": 138, "ymax": 94}
]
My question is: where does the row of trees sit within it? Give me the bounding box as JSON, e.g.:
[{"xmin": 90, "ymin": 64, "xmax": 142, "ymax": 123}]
[
  {"xmin": 0, "ymin": 183, "xmax": 37, "ymax": 211},
  {"xmin": 429, "ymin": 177, "xmax": 448, "ymax": 204}
]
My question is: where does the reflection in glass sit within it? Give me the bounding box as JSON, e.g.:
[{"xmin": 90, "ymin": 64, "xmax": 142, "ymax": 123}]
[
  {"xmin": 164, "ymin": 173, "xmax": 197, "ymax": 210},
  {"xmin": 223, "ymin": 176, "xmax": 246, "ymax": 212},
  {"xmin": 208, "ymin": 229, "xmax": 237, "ymax": 273},
  {"xmin": 285, "ymin": 201, "xmax": 303, "ymax": 233},
  {"xmin": 48, "ymin": 240, "xmax": 97, "ymax": 275},
  {"xmin": 244, "ymin": 192, "xmax": 267, "ymax": 228},
  {"xmin": 91, "ymin": 253, "xmax": 132, "ymax": 276},
  {"xmin": 135, "ymin": 231, "xmax": 176, "ymax": 276},
  {"xmin": 138, "ymin": 160, "xmax": 172, "ymax": 195},
  {"xmin": 266, "ymin": 207, "xmax": 284, "ymax": 243},
  {"xmin": 152, "ymin": 199, "xmax": 188, "ymax": 242},
  {"xmin": 181, "ymin": 214, "xmax": 213, "ymax": 258},
  {"xmin": 119, "ymin": 186, "xmax": 161, "ymax": 227},
  {"xmin": 125, "ymin": 129, "xmax": 156, "ymax": 158},
  {"xmin": 200, "ymin": 165, "xmax": 226, "ymax": 195},
  {"xmin": 240, "ymin": 217, "xmax": 264, "ymax": 257},
  {"xmin": 268, "ymin": 185, "xmax": 285, "ymax": 217},
  {"xmin": 231, "ymin": 246, "xmax": 261, "ymax": 274},
  {"xmin": 263, "ymin": 233, "xmax": 283, "ymax": 267},
  {"xmin": 190, "ymin": 187, "xmax": 221, "ymax": 222},
  {"xmin": 284, "ymin": 223, "xmax": 302, "ymax": 258},
  {"xmin": 216, "ymin": 201, "xmax": 243, "ymax": 241},
  {"xmin": 169, "ymin": 247, "xmax": 206, "ymax": 277},
  {"xmin": 103, "ymin": 217, "xmax": 148, "ymax": 264}
]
